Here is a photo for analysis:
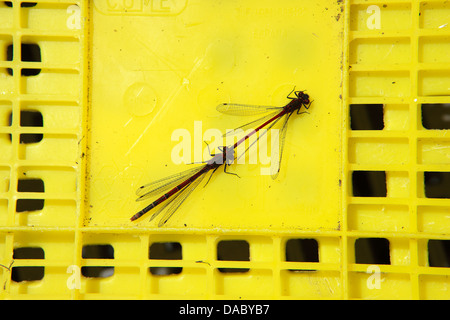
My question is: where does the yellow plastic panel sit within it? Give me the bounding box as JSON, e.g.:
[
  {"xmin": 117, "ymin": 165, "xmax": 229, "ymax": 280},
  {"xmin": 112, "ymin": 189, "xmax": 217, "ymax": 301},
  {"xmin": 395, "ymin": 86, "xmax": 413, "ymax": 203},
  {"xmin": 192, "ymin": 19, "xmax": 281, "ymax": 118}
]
[
  {"xmin": 0, "ymin": 0, "xmax": 449, "ymax": 300},
  {"xmin": 346, "ymin": 0, "xmax": 450, "ymax": 301},
  {"xmin": 350, "ymin": 3, "xmax": 411, "ymax": 31},
  {"xmin": 87, "ymin": 0, "xmax": 343, "ymax": 231},
  {"xmin": 0, "ymin": 0, "xmax": 87, "ymax": 299}
]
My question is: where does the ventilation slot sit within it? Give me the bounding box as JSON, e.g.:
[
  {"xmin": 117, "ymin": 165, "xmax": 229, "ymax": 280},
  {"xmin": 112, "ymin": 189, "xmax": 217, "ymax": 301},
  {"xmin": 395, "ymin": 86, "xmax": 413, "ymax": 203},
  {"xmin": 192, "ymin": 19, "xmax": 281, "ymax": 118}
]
[
  {"xmin": 149, "ymin": 242, "xmax": 182, "ymax": 276},
  {"xmin": 355, "ymin": 238, "xmax": 391, "ymax": 265},
  {"xmin": 6, "ymin": 43, "xmax": 41, "ymax": 76},
  {"xmin": 217, "ymin": 240, "xmax": 250, "ymax": 273},
  {"xmin": 350, "ymin": 104, "xmax": 384, "ymax": 130},
  {"xmin": 285, "ymin": 238, "xmax": 319, "ymax": 272},
  {"xmin": 16, "ymin": 178, "xmax": 45, "ymax": 212},
  {"xmin": 352, "ymin": 171, "xmax": 387, "ymax": 197},
  {"xmin": 81, "ymin": 244, "xmax": 114, "ymax": 278},
  {"xmin": 11, "ymin": 247, "xmax": 45, "ymax": 282}
]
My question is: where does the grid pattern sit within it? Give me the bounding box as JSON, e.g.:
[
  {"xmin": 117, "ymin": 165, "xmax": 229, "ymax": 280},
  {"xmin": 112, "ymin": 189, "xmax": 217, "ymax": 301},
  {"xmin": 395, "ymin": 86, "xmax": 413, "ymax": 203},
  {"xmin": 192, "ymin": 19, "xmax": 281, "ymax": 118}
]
[
  {"xmin": 2, "ymin": 231, "xmax": 345, "ymax": 299},
  {"xmin": 0, "ymin": 0, "xmax": 449, "ymax": 300},
  {"xmin": 0, "ymin": 0, "xmax": 87, "ymax": 299},
  {"xmin": 344, "ymin": 0, "xmax": 450, "ymax": 299}
]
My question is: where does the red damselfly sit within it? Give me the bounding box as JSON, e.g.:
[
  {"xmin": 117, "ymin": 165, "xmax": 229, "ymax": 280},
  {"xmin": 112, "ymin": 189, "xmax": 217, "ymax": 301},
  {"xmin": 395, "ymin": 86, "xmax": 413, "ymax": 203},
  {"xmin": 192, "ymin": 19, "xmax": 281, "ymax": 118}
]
[
  {"xmin": 132, "ymin": 88, "xmax": 311, "ymax": 225},
  {"xmin": 216, "ymin": 87, "xmax": 312, "ymax": 179},
  {"xmin": 132, "ymin": 122, "xmax": 273, "ymax": 225},
  {"xmin": 131, "ymin": 144, "xmax": 235, "ymax": 225}
]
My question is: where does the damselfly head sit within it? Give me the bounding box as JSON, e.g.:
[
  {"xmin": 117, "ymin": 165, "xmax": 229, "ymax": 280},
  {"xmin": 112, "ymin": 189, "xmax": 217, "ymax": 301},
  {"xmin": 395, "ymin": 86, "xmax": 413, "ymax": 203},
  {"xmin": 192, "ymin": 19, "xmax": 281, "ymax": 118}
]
[
  {"xmin": 224, "ymin": 146, "xmax": 235, "ymax": 163},
  {"xmin": 297, "ymin": 91, "xmax": 309, "ymax": 102},
  {"xmin": 296, "ymin": 92, "xmax": 311, "ymax": 110}
]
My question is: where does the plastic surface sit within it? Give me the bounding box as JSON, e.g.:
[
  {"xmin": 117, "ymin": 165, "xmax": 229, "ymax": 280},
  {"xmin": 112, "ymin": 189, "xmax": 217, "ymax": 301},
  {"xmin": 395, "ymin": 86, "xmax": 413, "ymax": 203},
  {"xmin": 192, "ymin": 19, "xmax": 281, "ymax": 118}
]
[{"xmin": 0, "ymin": 0, "xmax": 449, "ymax": 299}]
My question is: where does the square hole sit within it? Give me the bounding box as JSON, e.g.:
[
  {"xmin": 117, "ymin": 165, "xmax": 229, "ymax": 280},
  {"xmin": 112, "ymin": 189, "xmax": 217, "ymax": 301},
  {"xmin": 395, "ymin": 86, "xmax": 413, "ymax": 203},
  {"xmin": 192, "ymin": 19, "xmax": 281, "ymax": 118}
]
[
  {"xmin": 428, "ymin": 240, "xmax": 450, "ymax": 267},
  {"xmin": 352, "ymin": 171, "xmax": 387, "ymax": 197},
  {"xmin": 20, "ymin": 110, "xmax": 43, "ymax": 144},
  {"xmin": 217, "ymin": 240, "xmax": 250, "ymax": 273},
  {"xmin": 20, "ymin": 43, "xmax": 41, "ymax": 63},
  {"xmin": 354, "ymin": 238, "xmax": 391, "ymax": 265},
  {"xmin": 20, "ymin": 109, "xmax": 43, "ymax": 127},
  {"xmin": 149, "ymin": 242, "xmax": 182, "ymax": 276},
  {"xmin": 81, "ymin": 244, "xmax": 114, "ymax": 278},
  {"xmin": 16, "ymin": 178, "xmax": 45, "ymax": 212},
  {"xmin": 11, "ymin": 246, "xmax": 45, "ymax": 282},
  {"xmin": 422, "ymin": 104, "xmax": 450, "ymax": 129},
  {"xmin": 17, "ymin": 178, "xmax": 44, "ymax": 192},
  {"xmin": 424, "ymin": 172, "xmax": 450, "ymax": 198},
  {"xmin": 13, "ymin": 246, "xmax": 45, "ymax": 259},
  {"xmin": 285, "ymin": 239, "xmax": 319, "ymax": 272},
  {"xmin": 350, "ymin": 104, "xmax": 384, "ymax": 130},
  {"xmin": 8, "ymin": 109, "xmax": 44, "ymax": 143},
  {"xmin": 13, "ymin": 247, "xmax": 45, "ymax": 259},
  {"xmin": 82, "ymin": 244, "xmax": 114, "ymax": 259},
  {"xmin": 285, "ymin": 239, "xmax": 319, "ymax": 263},
  {"xmin": 6, "ymin": 43, "xmax": 41, "ymax": 76},
  {"xmin": 3, "ymin": 2, "xmax": 37, "ymax": 7}
]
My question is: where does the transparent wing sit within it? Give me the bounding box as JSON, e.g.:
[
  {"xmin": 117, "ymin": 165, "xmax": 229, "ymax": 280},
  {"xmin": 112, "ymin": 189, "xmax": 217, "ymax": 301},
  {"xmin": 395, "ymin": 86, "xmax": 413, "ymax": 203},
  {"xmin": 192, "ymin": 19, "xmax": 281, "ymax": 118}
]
[
  {"xmin": 236, "ymin": 114, "xmax": 285, "ymax": 162},
  {"xmin": 148, "ymin": 184, "xmax": 188, "ymax": 224},
  {"xmin": 136, "ymin": 166, "xmax": 204, "ymax": 201},
  {"xmin": 223, "ymin": 111, "xmax": 280, "ymax": 138},
  {"xmin": 216, "ymin": 103, "xmax": 281, "ymax": 116},
  {"xmin": 157, "ymin": 172, "xmax": 207, "ymax": 227},
  {"xmin": 271, "ymin": 112, "xmax": 293, "ymax": 180}
]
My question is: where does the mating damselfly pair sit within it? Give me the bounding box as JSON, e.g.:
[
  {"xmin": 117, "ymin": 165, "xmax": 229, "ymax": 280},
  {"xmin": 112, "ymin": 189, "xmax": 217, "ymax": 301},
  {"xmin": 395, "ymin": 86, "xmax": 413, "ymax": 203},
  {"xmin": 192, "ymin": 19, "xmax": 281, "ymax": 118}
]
[{"xmin": 131, "ymin": 88, "xmax": 312, "ymax": 226}]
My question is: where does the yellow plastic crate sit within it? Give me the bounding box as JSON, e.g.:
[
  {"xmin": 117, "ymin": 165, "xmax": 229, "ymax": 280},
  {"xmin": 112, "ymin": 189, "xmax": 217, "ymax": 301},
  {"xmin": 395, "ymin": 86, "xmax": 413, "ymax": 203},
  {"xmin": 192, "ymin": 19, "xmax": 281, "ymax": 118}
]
[{"xmin": 0, "ymin": 0, "xmax": 449, "ymax": 299}]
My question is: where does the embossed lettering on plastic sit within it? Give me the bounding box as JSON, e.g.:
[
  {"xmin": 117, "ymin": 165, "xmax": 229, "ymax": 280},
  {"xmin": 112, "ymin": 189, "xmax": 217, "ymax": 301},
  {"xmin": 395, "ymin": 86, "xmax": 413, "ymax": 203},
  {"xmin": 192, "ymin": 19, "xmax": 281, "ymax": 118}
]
[{"xmin": 95, "ymin": 0, "xmax": 187, "ymax": 16}]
